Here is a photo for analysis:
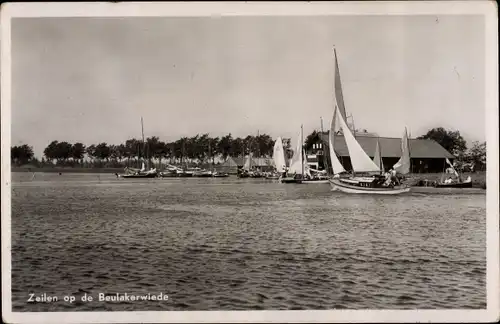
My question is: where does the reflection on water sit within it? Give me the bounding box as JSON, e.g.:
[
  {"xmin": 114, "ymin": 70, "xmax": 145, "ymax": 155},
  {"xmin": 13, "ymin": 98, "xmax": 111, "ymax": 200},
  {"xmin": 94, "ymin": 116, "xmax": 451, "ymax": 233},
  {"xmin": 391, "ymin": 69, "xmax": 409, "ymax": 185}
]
[{"xmin": 10, "ymin": 172, "xmax": 486, "ymax": 311}]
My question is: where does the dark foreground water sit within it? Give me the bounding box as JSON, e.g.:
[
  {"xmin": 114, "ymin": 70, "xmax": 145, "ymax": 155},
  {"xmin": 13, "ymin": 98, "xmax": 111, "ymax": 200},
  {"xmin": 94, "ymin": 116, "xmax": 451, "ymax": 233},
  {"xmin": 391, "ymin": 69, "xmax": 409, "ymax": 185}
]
[{"xmin": 10, "ymin": 172, "xmax": 486, "ymax": 311}]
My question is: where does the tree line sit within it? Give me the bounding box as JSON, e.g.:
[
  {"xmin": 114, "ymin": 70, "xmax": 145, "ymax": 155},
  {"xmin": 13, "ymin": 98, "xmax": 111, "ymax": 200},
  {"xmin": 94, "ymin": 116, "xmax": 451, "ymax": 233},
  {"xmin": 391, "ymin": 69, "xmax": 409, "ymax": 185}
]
[
  {"xmin": 11, "ymin": 127, "xmax": 487, "ymax": 171},
  {"xmin": 11, "ymin": 133, "xmax": 294, "ymax": 168}
]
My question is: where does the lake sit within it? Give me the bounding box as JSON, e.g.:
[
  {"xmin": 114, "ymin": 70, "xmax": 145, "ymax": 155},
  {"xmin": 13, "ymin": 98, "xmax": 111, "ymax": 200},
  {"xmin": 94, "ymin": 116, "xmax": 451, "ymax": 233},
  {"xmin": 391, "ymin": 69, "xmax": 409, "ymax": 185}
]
[{"xmin": 10, "ymin": 172, "xmax": 486, "ymax": 311}]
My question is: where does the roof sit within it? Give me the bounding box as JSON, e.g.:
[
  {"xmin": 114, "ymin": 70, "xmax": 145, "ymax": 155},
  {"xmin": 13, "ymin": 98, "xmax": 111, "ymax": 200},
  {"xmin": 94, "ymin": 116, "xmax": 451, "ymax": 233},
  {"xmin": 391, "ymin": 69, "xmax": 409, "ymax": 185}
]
[
  {"xmin": 318, "ymin": 133, "xmax": 455, "ymax": 159},
  {"xmin": 222, "ymin": 156, "xmax": 275, "ymax": 167}
]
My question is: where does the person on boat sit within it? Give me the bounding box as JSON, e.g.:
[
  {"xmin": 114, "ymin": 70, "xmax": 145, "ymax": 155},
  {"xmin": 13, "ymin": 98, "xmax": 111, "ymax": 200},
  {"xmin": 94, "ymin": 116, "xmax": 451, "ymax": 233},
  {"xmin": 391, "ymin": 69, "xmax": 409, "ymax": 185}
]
[
  {"xmin": 389, "ymin": 169, "xmax": 400, "ymax": 185},
  {"xmin": 444, "ymin": 177, "xmax": 454, "ymax": 184}
]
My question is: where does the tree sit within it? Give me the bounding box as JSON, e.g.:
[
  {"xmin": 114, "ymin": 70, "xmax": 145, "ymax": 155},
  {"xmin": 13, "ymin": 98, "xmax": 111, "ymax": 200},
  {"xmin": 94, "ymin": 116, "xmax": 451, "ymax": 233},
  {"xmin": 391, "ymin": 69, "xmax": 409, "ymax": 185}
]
[
  {"xmin": 230, "ymin": 137, "xmax": 244, "ymax": 157},
  {"xmin": 467, "ymin": 141, "xmax": 486, "ymax": 171},
  {"xmin": 86, "ymin": 144, "xmax": 97, "ymax": 162},
  {"xmin": 71, "ymin": 142, "xmax": 86, "ymax": 163},
  {"xmin": 417, "ymin": 127, "xmax": 467, "ymax": 155},
  {"xmin": 255, "ymin": 133, "xmax": 274, "ymax": 157},
  {"xmin": 218, "ymin": 134, "xmax": 233, "ymax": 160},
  {"xmin": 11, "ymin": 144, "xmax": 34, "ymax": 165},
  {"xmin": 44, "ymin": 140, "xmax": 59, "ymax": 162},
  {"xmin": 94, "ymin": 143, "xmax": 111, "ymax": 162},
  {"xmin": 207, "ymin": 136, "xmax": 220, "ymax": 164}
]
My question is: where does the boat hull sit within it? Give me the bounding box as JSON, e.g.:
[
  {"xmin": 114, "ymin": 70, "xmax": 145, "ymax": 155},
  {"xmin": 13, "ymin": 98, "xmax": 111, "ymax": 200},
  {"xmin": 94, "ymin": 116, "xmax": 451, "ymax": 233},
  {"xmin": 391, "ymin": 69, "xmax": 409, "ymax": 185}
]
[
  {"xmin": 329, "ymin": 179, "xmax": 411, "ymax": 195},
  {"xmin": 280, "ymin": 177, "xmax": 302, "ymax": 184},
  {"xmin": 121, "ymin": 173, "xmax": 157, "ymax": 179},
  {"xmin": 434, "ymin": 180, "xmax": 473, "ymax": 188},
  {"xmin": 302, "ymin": 179, "xmax": 329, "ymax": 184}
]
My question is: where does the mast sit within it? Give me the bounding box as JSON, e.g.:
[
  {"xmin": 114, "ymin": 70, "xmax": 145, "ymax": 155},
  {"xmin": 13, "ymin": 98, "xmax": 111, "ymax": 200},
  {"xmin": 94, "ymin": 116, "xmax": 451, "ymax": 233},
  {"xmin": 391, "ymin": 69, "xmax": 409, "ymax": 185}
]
[
  {"xmin": 141, "ymin": 117, "xmax": 146, "ymax": 168},
  {"xmin": 377, "ymin": 136, "xmax": 384, "ymax": 174},
  {"xmin": 301, "ymin": 124, "xmax": 304, "ymax": 177},
  {"xmin": 408, "ymin": 128, "xmax": 412, "ymax": 173},
  {"xmin": 320, "ymin": 117, "xmax": 329, "ymax": 173}
]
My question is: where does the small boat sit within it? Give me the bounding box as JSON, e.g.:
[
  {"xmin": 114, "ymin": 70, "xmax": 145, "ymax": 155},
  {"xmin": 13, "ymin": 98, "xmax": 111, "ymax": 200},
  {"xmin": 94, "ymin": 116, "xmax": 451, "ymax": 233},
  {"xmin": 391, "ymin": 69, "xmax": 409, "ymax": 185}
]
[
  {"xmin": 267, "ymin": 136, "xmax": 287, "ymax": 180},
  {"xmin": 434, "ymin": 178, "xmax": 473, "ymax": 188},
  {"xmin": 281, "ymin": 174, "xmax": 303, "ymax": 184},
  {"xmin": 280, "ymin": 126, "xmax": 305, "ymax": 184},
  {"xmin": 121, "ymin": 170, "xmax": 158, "ymax": 179},
  {"xmin": 193, "ymin": 169, "xmax": 213, "ymax": 177},
  {"xmin": 265, "ymin": 172, "xmax": 281, "ymax": 180},
  {"xmin": 327, "ymin": 48, "xmax": 410, "ymax": 195},
  {"xmin": 302, "ymin": 178, "xmax": 330, "ymax": 184},
  {"xmin": 301, "ymin": 156, "xmax": 329, "ymax": 184},
  {"xmin": 212, "ymin": 172, "xmax": 229, "ymax": 178},
  {"xmin": 434, "ymin": 159, "xmax": 473, "ymax": 188},
  {"xmin": 119, "ymin": 117, "xmax": 158, "ymax": 179},
  {"xmin": 237, "ymin": 169, "xmax": 251, "ymax": 178},
  {"xmin": 159, "ymin": 164, "xmax": 182, "ymax": 177},
  {"xmin": 121, "ymin": 164, "xmax": 158, "ymax": 178}
]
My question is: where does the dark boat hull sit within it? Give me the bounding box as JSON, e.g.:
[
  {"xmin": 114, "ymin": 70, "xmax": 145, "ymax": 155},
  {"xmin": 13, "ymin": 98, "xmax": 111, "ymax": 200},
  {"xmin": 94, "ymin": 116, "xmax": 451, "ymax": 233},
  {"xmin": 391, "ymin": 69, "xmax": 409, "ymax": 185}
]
[
  {"xmin": 121, "ymin": 173, "xmax": 157, "ymax": 179},
  {"xmin": 213, "ymin": 174, "xmax": 229, "ymax": 178},
  {"xmin": 434, "ymin": 181, "xmax": 473, "ymax": 188},
  {"xmin": 280, "ymin": 177, "xmax": 302, "ymax": 184}
]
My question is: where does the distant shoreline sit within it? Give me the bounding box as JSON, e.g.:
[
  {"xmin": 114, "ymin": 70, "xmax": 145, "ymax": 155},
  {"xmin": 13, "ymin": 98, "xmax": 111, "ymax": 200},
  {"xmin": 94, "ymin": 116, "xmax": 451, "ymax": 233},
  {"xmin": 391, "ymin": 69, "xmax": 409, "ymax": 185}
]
[
  {"xmin": 11, "ymin": 167, "xmax": 124, "ymax": 174},
  {"xmin": 11, "ymin": 167, "xmax": 486, "ymax": 188}
]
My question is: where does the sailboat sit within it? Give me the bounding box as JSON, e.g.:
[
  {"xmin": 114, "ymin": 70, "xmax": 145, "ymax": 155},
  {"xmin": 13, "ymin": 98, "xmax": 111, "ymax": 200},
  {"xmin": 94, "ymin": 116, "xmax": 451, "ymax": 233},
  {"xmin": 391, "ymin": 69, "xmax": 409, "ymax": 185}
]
[
  {"xmin": 328, "ymin": 106, "xmax": 411, "ymax": 194},
  {"xmin": 434, "ymin": 158, "xmax": 472, "ymax": 188},
  {"xmin": 326, "ymin": 47, "xmax": 410, "ymax": 194},
  {"xmin": 280, "ymin": 126, "xmax": 305, "ymax": 184},
  {"xmin": 121, "ymin": 117, "xmax": 158, "ymax": 178},
  {"xmin": 267, "ymin": 136, "xmax": 286, "ymax": 180},
  {"xmin": 237, "ymin": 152, "xmax": 252, "ymax": 178}
]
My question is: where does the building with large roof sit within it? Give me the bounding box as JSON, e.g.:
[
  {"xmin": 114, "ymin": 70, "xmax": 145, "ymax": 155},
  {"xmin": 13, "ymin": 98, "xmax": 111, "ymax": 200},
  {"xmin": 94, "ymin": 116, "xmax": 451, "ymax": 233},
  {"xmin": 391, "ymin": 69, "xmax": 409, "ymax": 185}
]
[{"xmin": 309, "ymin": 132, "xmax": 455, "ymax": 173}]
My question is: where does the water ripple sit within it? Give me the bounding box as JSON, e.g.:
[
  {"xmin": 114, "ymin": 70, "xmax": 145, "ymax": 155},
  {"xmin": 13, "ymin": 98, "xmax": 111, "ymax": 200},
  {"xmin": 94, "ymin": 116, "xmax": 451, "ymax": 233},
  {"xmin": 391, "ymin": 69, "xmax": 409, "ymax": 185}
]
[{"xmin": 10, "ymin": 172, "xmax": 486, "ymax": 311}]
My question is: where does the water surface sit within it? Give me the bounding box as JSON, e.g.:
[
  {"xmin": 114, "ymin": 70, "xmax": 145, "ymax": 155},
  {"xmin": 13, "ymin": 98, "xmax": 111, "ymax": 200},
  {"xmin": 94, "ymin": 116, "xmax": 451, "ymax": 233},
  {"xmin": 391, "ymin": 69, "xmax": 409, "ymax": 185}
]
[{"xmin": 10, "ymin": 172, "xmax": 486, "ymax": 311}]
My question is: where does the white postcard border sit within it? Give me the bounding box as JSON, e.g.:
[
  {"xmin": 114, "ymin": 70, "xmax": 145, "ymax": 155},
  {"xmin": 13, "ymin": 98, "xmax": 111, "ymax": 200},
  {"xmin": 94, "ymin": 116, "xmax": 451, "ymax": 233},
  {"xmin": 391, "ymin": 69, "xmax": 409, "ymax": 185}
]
[{"xmin": 1, "ymin": 1, "xmax": 498, "ymax": 323}]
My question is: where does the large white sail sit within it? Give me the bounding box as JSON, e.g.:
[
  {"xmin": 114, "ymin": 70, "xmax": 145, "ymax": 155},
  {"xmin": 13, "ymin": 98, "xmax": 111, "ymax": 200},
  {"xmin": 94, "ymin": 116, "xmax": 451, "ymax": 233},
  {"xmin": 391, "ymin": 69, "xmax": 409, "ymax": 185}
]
[
  {"xmin": 329, "ymin": 107, "xmax": 346, "ymax": 175},
  {"xmin": 289, "ymin": 132, "xmax": 303, "ymax": 175},
  {"xmin": 272, "ymin": 137, "xmax": 286, "ymax": 173},
  {"xmin": 243, "ymin": 153, "xmax": 252, "ymax": 171},
  {"xmin": 373, "ymin": 139, "xmax": 384, "ymax": 171},
  {"xmin": 333, "ymin": 47, "xmax": 348, "ymax": 124},
  {"xmin": 393, "ymin": 128, "xmax": 411, "ymax": 175},
  {"xmin": 336, "ymin": 105, "xmax": 380, "ymax": 173}
]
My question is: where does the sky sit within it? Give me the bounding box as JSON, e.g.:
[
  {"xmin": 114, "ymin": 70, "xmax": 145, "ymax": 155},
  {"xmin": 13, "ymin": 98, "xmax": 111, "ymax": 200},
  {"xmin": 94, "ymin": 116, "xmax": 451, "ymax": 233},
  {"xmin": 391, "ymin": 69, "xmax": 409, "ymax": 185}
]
[{"xmin": 11, "ymin": 15, "xmax": 485, "ymax": 158}]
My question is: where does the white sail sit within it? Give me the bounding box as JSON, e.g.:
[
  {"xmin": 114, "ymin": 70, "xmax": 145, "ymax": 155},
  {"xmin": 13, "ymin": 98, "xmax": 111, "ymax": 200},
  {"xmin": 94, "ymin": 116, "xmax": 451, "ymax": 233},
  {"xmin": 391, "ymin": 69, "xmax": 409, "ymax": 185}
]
[
  {"xmin": 304, "ymin": 152, "xmax": 312, "ymax": 178},
  {"xmin": 445, "ymin": 158, "xmax": 459, "ymax": 177},
  {"xmin": 336, "ymin": 105, "xmax": 380, "ymax": 173},
  {"xmin": 393, "ymin": 128, "xmax": 411, "ymax": 175},
  {"xmin": 289, "ymin": 132, "xmax": 303, "ymax": 175},
  {"xmin": 373, "ymin": 139, "xmax": 384, "ymax": 171},
  {"xmin": 243, "ymin": 153, "xmax": 252, "ymax": 171},
  {"xmin": 333, "ymin": 48, "xmax": 348, "ymax": 124},
  {"xmin": 272, "ymin": 137, "xmax": 286, "ymax": 173},
  {"xmin": 329, "ymin": 107, "xmax": 346, "ymax": 175}
]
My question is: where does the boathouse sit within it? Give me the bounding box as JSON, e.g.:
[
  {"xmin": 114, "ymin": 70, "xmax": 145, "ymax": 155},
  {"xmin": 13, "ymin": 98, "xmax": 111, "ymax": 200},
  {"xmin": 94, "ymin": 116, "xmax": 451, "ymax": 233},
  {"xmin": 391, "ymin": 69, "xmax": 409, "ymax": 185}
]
[{"xmin": 309, "ymin": 132, "xmax": 455, "ymax": 173}]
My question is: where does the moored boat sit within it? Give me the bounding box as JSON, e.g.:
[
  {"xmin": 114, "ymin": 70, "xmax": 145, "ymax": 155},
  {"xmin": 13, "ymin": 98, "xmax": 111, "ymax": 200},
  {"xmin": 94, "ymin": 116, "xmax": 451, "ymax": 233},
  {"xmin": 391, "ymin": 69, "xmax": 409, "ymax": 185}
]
[
  {"xmin": 280, "ymin": 126, "xmax": 305, "ymax": 184},
  {"xmin": 433, "ymin": 158, "xmax": 473, "ymax": 188},
  {"xmin": 326, "ymin": 48, "xmax": 411, "ymax": 195},
  {"xmin": 434, "ymin": 179, "xmax": 473, "ymax": 188},
  {"xmin": 212, "ymin": 171, "xmax": 229, "ymax": 178}
]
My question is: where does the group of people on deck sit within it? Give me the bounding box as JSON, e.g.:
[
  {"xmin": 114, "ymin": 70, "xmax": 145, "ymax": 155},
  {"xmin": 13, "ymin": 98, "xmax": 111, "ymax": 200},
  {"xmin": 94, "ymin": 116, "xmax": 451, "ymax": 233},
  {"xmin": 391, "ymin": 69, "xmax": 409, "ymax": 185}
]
[{"xmin": 380, "ymin": 169, "xmax": 400, "ymax": 187}]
